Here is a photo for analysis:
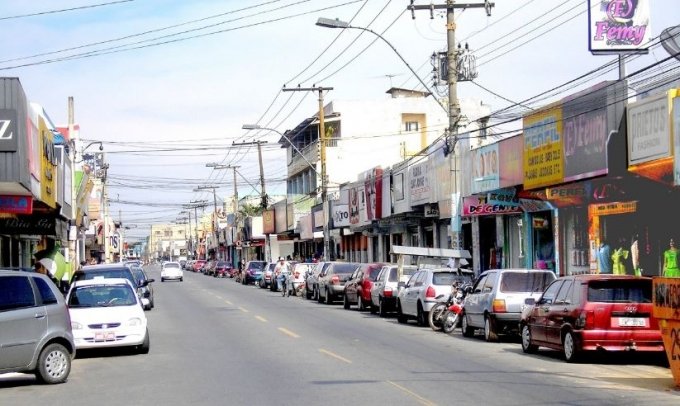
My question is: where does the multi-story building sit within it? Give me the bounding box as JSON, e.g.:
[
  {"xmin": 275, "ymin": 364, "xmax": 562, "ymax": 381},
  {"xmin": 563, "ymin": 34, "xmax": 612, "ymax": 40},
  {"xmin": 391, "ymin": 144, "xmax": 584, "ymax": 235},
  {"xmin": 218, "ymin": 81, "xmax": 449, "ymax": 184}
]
[{"xmin": 149, "ymin": 224, "xmax": 188, "ymax": 262}]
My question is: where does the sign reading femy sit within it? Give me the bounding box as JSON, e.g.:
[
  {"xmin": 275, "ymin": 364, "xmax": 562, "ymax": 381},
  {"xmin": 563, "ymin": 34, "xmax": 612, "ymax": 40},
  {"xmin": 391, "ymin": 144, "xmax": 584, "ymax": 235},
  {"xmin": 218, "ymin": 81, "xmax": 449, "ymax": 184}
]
[
  {"xmin": 627, "ymin": 92, "xmax": 671, "ymax": 166},
  {"xmin": 588, "ymin": 0, "xmax": 651, "ymax": 54}
]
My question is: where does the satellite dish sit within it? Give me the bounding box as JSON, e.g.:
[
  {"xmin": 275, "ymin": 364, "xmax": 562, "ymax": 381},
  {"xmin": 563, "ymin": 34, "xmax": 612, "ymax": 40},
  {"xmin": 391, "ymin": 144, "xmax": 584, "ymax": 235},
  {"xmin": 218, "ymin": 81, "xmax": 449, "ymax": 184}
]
[{"xmin": 660, "ymin": 25, "xmax": 680, "ymax": 61}]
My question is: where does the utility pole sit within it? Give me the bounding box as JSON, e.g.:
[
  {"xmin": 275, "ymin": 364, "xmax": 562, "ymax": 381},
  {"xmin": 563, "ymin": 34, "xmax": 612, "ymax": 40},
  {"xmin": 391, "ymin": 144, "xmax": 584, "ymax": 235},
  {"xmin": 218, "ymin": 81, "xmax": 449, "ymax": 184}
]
[
  {"xmin": 232, "ymin": 141, "xmax": 267, "ymax": 209},
  {"xmin": 188, "ymin": 199, "xmax": 208, "ymax": 259},
  {"xmin": 282, "ymin": 85, "xmax": 333, "ymax": 261},
  {"xmin": 409, "ymin": 0, "xmax": 493, "ymax": 250}
]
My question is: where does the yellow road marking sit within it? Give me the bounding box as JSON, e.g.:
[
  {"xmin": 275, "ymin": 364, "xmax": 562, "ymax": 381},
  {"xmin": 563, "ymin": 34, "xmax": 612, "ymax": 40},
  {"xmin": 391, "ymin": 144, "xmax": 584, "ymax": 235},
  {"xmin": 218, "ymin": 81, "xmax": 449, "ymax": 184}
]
[
  {"xmin": 318, "ymin": 348, "xmax": 352, "ymax": 364},
  {"xmin": 277, "ymin": 327, "xmax": 300, "ymax": 338},
  {"xmin": 238, "ymin": 307, "xmax": 249, "ymax": 313},
  {"xmin": 386, "ymin": 381, "xmax": 437, "ymax": 406},
  {"xmin": 225, "ymin": 300, "xmax": 232, "ymax": 305},
  {"xmin": 255, "ymin": 315, "xmax": 267, "ymax": 322}
]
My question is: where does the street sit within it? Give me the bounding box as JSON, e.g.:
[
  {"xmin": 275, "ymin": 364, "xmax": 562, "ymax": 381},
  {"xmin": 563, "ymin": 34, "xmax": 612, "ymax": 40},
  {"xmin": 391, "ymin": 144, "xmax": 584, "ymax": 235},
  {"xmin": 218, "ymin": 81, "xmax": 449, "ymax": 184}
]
[{"xmin": 1, "ymin": 265, "xmax": 678, "ymax": 406}]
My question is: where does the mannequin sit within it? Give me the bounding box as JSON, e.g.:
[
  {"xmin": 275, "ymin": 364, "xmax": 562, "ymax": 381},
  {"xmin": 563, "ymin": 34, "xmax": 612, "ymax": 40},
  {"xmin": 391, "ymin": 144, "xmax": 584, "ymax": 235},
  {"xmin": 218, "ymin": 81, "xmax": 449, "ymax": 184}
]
[
  {"xmin": 597, "ymin": 238, "xmax": 612, "ymax": 274},
  {"xmin": 631, "ymin": 233, "xmax": 640, "ymax": 276},
  {"xmin": 611, "ymin": 238, "xmax": 630, "ymax": 276},
  {"xmin": 663, "ymin": 238, "xmax": 679, "ymax": 277}
]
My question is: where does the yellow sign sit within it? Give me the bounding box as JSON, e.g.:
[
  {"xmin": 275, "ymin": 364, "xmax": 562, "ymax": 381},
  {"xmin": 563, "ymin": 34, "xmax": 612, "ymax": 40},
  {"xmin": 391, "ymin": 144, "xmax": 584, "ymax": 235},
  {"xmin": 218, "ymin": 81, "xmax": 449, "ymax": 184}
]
[
  {"xmin": 589, "ymin": 201, "xmax": 637, "ymax": 216},
  {"xmin": 523, "ymin": 104, "xmax": 564, "ymax": 189},
  {"xmin": 39, "ymin": 115, "xmax": 57, "ymax": 208},
  {"xmin": 653, "ymin": 277, "xmax": 680, "ymax": 387}
]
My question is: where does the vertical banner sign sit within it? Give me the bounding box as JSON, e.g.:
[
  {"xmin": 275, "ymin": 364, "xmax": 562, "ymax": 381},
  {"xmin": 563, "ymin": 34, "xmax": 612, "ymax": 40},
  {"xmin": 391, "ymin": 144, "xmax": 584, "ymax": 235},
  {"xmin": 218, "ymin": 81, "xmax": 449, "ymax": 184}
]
[
  {"xmin": 627, "ymin": 92, "xmax": 671, "ymax": 166},
  {"xmin": 0, "ymin": 109, "xmax": 18, "ymax": 152},
  {"xmin": 523, "ymin": 105, "xmax": 564, "ymax": 189},
  {"xmin": 588, "ymin": 0, "xmax": 651, "ymax": 54},
  {"xmin": 673, "ymin": 97, "xmax": 680, "ymax": 186},
  {"xmin": 498, "ymin": 135, "xmax": 523, "ymax": 188},
  {"xmin": 471, "ymin": 143, "xmax": 500, "ymax": 194}
]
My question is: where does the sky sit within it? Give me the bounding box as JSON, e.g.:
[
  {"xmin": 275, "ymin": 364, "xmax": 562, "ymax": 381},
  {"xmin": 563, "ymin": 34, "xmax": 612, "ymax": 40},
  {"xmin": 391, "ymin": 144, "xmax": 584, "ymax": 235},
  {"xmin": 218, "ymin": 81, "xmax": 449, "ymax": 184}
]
[{"xmin": 2, "ymin": 0, "xmax": 678, "ymax": 241}]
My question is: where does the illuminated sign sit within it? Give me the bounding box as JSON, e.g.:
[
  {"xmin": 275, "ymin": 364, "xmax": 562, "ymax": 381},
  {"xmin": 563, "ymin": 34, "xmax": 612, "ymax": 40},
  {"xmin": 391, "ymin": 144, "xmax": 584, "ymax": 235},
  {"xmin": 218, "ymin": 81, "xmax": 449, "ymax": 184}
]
[{"xmin": 588, "ymin": 0, "xmax": 651, "ymax": 54}]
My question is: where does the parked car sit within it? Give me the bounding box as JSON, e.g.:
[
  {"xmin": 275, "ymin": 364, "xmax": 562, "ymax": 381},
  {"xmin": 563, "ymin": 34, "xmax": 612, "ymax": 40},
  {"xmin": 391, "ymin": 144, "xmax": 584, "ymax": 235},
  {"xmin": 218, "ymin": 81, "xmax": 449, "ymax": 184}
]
[
  {"xmin": 343, "ymin": 262, "xmax": 385, "ymax": 311},
  {"xmin": 203, "ymin": 260, "xmax": 217, "ymax": 276},
  {"xmin": 242, "ymin": 260, "xmax": 267, "ymax": 285},
  {"xmin": 0, "ymin": 270, "xmax": 75, "ymax": 384},
  {"xmin": 192, "ymin": 260, "xmax": 206, "ymax": 273},
  {"xmin": 184, "ymin": 260, "xmax": 194, "ymax": 270},
  {"xmin": 179, "ymin": 259, "xmax": 187, "ymax": 269},
  {"xmin": 214, "ymin": 261, "xmax": 233, "ymax": 278},
  {"xmin": 317, "ymin": 262, "xmax": 361, "ymax": 304},
  {"xmin": 161, "ymin": 261, "xmax": 184, "ymax": 282},
  {"xmin": 397, "ymin": 268, "xmax": 474, "ymax": 326},
  {"xmin": 305, "ymin": 262, "xmax": 330, "ymax": 299},
  {"xmin": 461, "ymin": 268, "xmax": 556, "ymax": 341},
  {"xmin": 66, "ymin": 278, "xmax": 150, "ymax": 353},
  {"xmin": 260, "ymin": 262, "xmax": 277, "ymax": 289},
  {"xmin": 130, "ymin": 266, "xmax": 155, "ymax": 310},
  {"xmin": 520, "ymin": 274, "xmax": 664, "ymax": 362},
  {"xmin": 370, "ymin": 264, "xmax": 418, "ymax": 317}
]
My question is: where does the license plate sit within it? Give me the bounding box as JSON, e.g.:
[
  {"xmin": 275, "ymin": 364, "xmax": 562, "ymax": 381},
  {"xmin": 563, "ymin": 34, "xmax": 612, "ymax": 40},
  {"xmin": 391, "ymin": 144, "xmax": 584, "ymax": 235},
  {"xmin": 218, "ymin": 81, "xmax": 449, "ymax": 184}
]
[
  {"xmin": 94, "ymin": 331, "xmax": 116, "ymax": 342},
  {"xmin": 613, "ymin": 317, "xmax": 647, "ymax": 327}
]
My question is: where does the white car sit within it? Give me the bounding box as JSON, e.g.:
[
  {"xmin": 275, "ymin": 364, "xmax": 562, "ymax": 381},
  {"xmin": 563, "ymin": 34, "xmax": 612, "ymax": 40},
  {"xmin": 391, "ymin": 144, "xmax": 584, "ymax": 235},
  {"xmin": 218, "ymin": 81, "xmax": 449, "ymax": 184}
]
[
  {"xmin": 66, "ymin": 278, "xmax": 150, "ymax": 353},
  {"xmin": 161, "ymin": 261, "xmax": 183, "ymax": 282}
]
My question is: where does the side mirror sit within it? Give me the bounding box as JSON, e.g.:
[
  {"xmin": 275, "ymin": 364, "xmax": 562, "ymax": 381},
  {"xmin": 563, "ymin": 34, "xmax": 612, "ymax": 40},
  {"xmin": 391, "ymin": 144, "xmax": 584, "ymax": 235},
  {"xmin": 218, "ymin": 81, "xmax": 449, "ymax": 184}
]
[
  {"xmin": 147, "ymin": 278, "xmax": 155, "ymax": 284},
  {"xmin": 524, "ymin": 297, "xmax": 536, "ymax": 306},
  {"xmin": 465, "ymin": 286, "xmax": 473, "ymax": 294}
]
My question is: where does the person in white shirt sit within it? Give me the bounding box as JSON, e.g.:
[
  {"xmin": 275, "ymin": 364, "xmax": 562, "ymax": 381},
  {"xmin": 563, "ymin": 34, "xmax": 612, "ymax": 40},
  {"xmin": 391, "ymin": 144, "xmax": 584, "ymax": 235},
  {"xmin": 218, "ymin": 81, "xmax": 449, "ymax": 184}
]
[{"xmin": 272, "ymin": 257, "xmax": 290, "ymax": 292}]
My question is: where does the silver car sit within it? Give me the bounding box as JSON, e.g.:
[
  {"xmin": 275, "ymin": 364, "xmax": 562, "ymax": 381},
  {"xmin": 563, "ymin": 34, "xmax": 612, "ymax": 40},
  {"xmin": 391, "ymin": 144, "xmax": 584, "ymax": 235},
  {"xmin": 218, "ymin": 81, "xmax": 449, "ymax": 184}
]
[
  {"xmin": 461, "ymin": 269, "xmax": 556, "ymax": 342},
  {"xmin": 370, "ymin": 264, "xmax": 418, "ymax": 317},
  {"xmin": 316, "ymin": 262, "xmax": 360, "ymax": 304},
  {"xmin": 397, "ymin": 268, "xmax": 474, "ymax": 326},
  {"xmin": 0, "ymin": 270, "xmax": 75, "ymax": 384}
]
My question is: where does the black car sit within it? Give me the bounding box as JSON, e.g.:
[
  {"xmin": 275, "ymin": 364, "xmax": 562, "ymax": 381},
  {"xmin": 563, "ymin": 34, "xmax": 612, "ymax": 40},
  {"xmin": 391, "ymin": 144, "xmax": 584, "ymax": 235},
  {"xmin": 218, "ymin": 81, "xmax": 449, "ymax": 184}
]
[
  {"xmin": 72, "ymin": 264, "xmax": 150, "ymax": 305},
  {"xmin": 130, "ymin": 266, "xmax": 155, "ymax": 310}
]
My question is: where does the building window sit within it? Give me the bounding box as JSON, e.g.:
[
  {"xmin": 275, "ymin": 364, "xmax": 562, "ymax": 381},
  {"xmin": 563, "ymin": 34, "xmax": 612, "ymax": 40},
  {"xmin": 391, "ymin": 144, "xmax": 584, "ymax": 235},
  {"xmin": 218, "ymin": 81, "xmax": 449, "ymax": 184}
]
[{"xmin": 404, "ymin": 121, "xmax": 419, "ymax": 132}]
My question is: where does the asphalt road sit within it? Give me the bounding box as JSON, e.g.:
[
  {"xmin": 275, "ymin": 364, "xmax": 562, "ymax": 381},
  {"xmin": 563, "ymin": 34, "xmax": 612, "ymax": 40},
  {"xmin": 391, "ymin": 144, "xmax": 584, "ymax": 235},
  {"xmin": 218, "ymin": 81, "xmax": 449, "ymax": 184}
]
[{"xmin": 1, "ymin": 264, "xmax": 678, "ymax": 406}]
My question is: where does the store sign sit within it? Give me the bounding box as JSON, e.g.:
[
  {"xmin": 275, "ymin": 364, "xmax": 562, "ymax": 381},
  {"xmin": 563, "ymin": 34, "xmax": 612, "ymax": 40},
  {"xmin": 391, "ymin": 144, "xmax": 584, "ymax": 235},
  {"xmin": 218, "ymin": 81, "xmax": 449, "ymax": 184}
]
[
  {"xmin": 409, "ymin": 160, "xmax": 431, "ymax": 206},
  {"xmin": 0, "ymin": 109, "xmax": 18, "ymax": 152},
  {"xmin": 523, "ymin": 105, "xmax": 564, "ymax": 189},
  {"xmin": 263, "ymin": 209, "xmax": 275, "ymax": 234},
  {"xmin": 471, "ymin": 143, "xmax": 499, "ymax": 194},
  {"xmin": 312, "ymin": 204, "xmax": 324, "ymax": 231},
  {"xmin": 462, "ymin": 195, "xmax": 522, "ymax": 217},
  {"xmin": 588, "ymin": 0, "xmax": 651, "ymax": 55},
  {"xmin": 424, "ymin": 204, "xmax": 439, "ymax": 218},
  {"xmin": 0, "ymin": 195, "xmax": 32, "ymax": 214},
  {"xmin": 545, "ymin": 183, "xmax": 592, "ymax": 206},
  {"xmin": 563, "ymin": 83, "xmax": 611, "ymax": 181},
  {"xmin": 674, "ymin": 97, "xmax": 680, "ymax": 186},
  {"xmin": 487, "ymin": 188, "xmax": 519, "ymax": 207},
  {"xmin": 499, "ymin": 135, "xmax": 523, "ymax": 187},
  {"xmin": 627, "ymin": 92, "xmax": 671, "ymax": 166},
  {"xmin": 332, "ymin": 203, "xmax": 349, "ymax": 227},
  {"xmin": 0, "ymin": 215, "xmax": 56, "ymax": 235},
  {"xmin": 363, "ymin": 166, "xmax": 383, "ymax": 221},
  {"xmin": 590, "ymin": 201, "xmax": 637, "ymax": 216}
]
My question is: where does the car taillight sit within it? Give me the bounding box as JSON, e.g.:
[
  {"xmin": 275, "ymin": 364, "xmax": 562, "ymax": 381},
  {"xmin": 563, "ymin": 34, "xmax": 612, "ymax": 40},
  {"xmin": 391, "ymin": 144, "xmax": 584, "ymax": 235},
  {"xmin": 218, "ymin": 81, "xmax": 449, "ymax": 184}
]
[
  {"xmin": 331, "ymin": 275, "xmax": 340, "ymax": 285},
  {"xmin": 492, "ymin": 299, "xmax": 506, "ymax": 313},
  {"xmin": 383, "ymin": 287, "xmax": 393, "ymax": 297},
  {"xmin": 425, "ymin": 286, "xmax": 436, "ymax": 298},
  {"xmin": 577, "ymin": 310, "xmax": 595, "ymax": 329}
]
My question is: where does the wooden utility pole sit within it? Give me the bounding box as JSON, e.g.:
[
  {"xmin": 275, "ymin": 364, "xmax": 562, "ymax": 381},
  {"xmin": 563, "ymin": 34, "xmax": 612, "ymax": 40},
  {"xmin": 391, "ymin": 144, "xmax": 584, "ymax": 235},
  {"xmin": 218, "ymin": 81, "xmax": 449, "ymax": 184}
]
[{"xmin": 282, "ymin": 85, "xmax": 333, "ymax": 261}]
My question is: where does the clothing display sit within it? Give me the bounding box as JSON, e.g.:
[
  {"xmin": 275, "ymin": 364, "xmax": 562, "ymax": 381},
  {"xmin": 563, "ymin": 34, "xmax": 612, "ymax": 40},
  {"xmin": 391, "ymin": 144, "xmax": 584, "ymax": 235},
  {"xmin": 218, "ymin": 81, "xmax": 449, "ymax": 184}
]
[
  {"xmin": 663, "ymin": 248, "xmax": 679, "ymax": 277},
  {"xmin": 597, "ymin": 243, "xmax": 612, "ymax": 274},
  {"xmin": 630, "ymin": 239, "xmax": 640, "ymax": 276},
  {"xmin": 611, "ymin": 247, "xmax": 629, "ymax": 275}
]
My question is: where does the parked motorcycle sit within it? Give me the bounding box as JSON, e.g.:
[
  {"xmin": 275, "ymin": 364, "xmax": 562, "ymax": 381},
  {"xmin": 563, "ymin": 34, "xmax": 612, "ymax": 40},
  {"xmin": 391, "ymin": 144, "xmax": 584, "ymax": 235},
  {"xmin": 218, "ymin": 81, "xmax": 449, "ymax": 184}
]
[{"xmin": 428, "ymin": 282, "xmax": 470, "ymax": 332}]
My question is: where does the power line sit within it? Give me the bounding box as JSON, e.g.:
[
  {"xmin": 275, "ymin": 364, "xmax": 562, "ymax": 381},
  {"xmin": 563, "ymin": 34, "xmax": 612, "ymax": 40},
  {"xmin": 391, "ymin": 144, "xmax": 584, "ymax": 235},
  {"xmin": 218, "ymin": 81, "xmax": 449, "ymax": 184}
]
[{"xmin": 0, "ymin": 0, "xmax": 134, "ymax": 21}]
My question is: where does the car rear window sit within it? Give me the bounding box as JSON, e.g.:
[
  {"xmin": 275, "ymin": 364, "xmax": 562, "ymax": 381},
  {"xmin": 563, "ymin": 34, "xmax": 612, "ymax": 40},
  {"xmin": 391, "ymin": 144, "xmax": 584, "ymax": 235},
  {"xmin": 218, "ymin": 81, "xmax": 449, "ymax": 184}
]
[
  {"xmin": 217, "ymin": 262, "xmax": 229, "ymax": 267},
  {"xmin": 76, "ymin": 269, "xmax": 136, "ymax": 286},
  {"xmin": 367, "ymin": 267, "xmax": 382, "ymax": 280},
  {"xmin": 500, "ymin": 272, "xmax": 555, "ymax": 293},
  {"xmin": 249, "ymin": 262, "xmax": 266, "ymax": 270},
  {"xmin": 334, "ymin": 263, "xmax": 358, "ymax": 274},
  {"xmin": 432, "ymin": 272, "xmax": 473, "ymax": 286},
  {"xmin": 587, "ymin": 279, "xmax": 652, "ymax": 303},
  {"xmin": 164, "ymin": 263, "xmax": 180, "ymax": 269},
  {"xmin": 388, "ymin": 267, "xmax": 417, "ymax": 282}
]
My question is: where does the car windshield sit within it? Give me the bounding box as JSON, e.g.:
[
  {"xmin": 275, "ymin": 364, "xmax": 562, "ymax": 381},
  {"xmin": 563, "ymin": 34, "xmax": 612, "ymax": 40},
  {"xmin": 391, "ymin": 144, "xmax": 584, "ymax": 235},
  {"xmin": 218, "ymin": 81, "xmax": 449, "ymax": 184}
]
[
  {"xmin": 68, "ymin": 284, "xmax": 137, "ymax": 307},
  {"xmin": 249, "ymin": 262, "xmax": 266, "ymax": 270},
  {"xmin": 432, "ymin": 272, "xmax": 472, "ymax": 286},
  {"xmin": 333, "ymin": 263, "xmax": 358, "ymax": 274},
  {"xmin": 500, "ymin": 272, "xmax": 555, "ymax": 293},
  {"xmin": 76, "ymin": 269, "xmax": 136, "ymax": 287},
  {"xmin": 164, "ymin": 263, "xmax": 180, "ymax": 269},
  {"xmin": 587, "ymin": 279, "xmax": 652, "ymax": 303},
  {"xmin": 388, "ymin": 266, "xmax": 417, "ymax": 282}
]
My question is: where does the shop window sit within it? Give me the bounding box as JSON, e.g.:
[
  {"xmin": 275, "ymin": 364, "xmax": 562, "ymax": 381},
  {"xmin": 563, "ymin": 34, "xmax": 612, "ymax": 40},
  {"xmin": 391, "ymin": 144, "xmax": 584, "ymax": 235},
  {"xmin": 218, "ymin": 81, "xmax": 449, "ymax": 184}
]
[{"xmin": 404, "ymin": 121, "xmax": 419, "ymax": 132}]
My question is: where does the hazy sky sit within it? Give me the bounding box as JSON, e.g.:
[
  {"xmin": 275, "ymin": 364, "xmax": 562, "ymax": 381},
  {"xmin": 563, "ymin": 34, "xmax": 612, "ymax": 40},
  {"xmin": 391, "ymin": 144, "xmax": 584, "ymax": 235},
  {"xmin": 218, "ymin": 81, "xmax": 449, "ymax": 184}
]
[{"xmin": 2, "ymin": 0, "xmax": 678, "ymax": 240}]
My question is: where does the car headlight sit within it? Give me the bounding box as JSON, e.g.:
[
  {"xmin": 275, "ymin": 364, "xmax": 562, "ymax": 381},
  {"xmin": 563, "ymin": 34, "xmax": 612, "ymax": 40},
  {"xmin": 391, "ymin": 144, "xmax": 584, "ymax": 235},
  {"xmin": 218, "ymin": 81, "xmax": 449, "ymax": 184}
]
[
  {"xmin": 71, "ymin": 321, "xmax": 83, "ymax": 330},
  {"xmin": 127, "ymin": 317, "xmax": 143, "ymax": 326}
]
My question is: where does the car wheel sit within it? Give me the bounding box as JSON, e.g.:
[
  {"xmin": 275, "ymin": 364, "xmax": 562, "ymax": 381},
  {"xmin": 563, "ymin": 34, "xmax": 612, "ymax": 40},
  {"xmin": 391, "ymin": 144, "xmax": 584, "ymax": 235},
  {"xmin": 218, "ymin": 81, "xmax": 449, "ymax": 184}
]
[
  {"xmin": 35, "ymin": 343, "xmax": 71, "ymax": 384},
  {"xmin": 138, "ymin": 329, "xmax": 150, "ymax": 354},
  {"xmin": 396, "ymin": 301, "xmax": 408, "ymax": 324},
  {"xmin": 306, "ymin": 287, "xmax": 312, "ymax": 300},
  {"xmin": 325, "ymin": 289, "xmax": 332, "ymax": 305},
  {"xmin": 563, "ymin": 331, "xmax": 580, "ymax": 363},
  {"xmin": 521, "ymin": 324, "xmax": 539, "ymax": 354},
  {"xmin": 316, "ymin": 288, "xmax": 323, "ymax": 303},
  {"xmin": 461, "ymin": 313, "xmax": 474, "ymax": 337},
  {"xmin": 357, "ymin": 296, "xmax": 365, "ymax": 312},
  {"xmin": 428, "ymin": 303, "xmax": 446, "ymax": 331},
  {"xmin": 343, "ymin": 294, "xmax": 350, "ymax": 309},
  {"xmin": 379, "ymin": 298, "xmax": 387, "ymax": 318},
  {"xmin": 369, "ymin": 301, "xmax": 378, "ymax": 314},
  {"xmin": 161, "ymin": 278, "xmax": 165, "ymax": 282},
  {"xmin": 150, "ymin": 299, "xmax": 155, "ymax": 309},
  {"xmin": 180, "ymin": 277, "xmax": 183, "ymax": 282},
  {"xmin": 416, "ymin": 302, "xmax": 427, "ymax": 327},
  {"xmin": 484, "ymin": 315, "xmax": 499, "ymax": 342}
]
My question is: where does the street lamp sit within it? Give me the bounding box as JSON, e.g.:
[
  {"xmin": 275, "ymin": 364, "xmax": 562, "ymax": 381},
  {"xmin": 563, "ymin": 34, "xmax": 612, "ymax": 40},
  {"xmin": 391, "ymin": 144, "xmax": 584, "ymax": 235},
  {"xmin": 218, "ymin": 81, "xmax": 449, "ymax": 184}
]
[{"xmin": 315, "ymin": 17, "xmax": 447, "ymax": 114}]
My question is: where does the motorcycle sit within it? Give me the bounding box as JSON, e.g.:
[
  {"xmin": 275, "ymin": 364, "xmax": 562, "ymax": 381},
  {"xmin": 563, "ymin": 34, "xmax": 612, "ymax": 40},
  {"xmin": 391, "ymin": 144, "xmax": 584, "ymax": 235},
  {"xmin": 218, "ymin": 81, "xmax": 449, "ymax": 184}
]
[{"xmin": 428, "ymin": 282, "xmax": 470, "ymax": 332}]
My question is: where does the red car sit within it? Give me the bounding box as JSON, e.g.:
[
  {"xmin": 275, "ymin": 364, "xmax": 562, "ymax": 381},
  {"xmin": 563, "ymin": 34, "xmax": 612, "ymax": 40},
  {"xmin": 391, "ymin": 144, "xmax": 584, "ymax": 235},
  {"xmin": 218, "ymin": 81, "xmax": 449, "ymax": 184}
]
[
  {"xmin": 343, "ymin": 263, "xmax": 385, "ymax": 311},
  {"xmin": 520, "ymin": 274, "xmax": 664, "ymax": 362},
  {"xmin": 214, "ymin": 261, "xmax": 233, "ymax": 278},
  {"xmin": 192, "ymin": 260, "xmax": 206, "ymax": 273}
]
